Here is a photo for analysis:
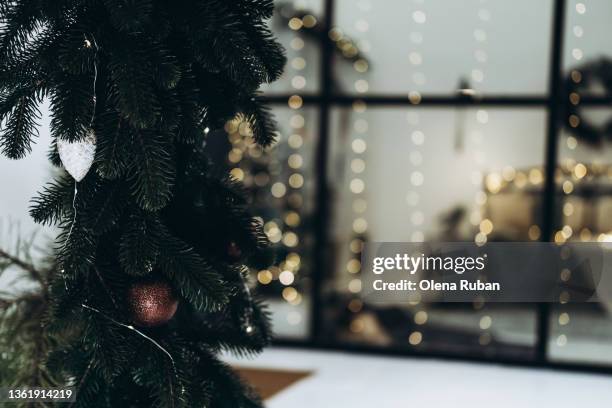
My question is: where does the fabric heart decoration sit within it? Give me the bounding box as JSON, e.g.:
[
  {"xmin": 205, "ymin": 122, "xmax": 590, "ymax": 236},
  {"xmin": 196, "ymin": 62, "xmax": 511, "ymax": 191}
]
[{"xmin": 57, "ymin": 130, "xmax": 97, "ymax": 182}]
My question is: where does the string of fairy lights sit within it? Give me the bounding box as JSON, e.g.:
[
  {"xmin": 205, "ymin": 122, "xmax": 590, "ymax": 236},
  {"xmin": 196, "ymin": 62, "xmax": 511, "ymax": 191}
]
[
  {"xmin": 222, "ymin": 0, "xmax": 612, "ymax": 358},
  {"xmin": 343, "ymin": 0, "xmax": 371, "ymax": 336},
  {"xmin": 469, "ymin": 0, "xmax": 494, "ymax": 348},
  {"xmin": 554, "ymin": 0, "xmax": 588, "ymax": 352},
  {"xmin": 472, "ymin": 0, "xmax": 491, "ymax": 248},
  {"xmin": 270, "ymin": 2, "xmax": 316, "ymax": 327},
  {"xmin": 405, "ymin": 0, "xmax": 428, "ymax": 348},
  {"xmin": 225, "ymin": 1, "xmax": 322, "ymax": 329}
]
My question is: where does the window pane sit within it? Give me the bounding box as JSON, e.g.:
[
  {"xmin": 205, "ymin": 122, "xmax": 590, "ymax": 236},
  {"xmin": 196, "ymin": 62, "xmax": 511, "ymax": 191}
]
[
  {"xmin": 223, "ymin": 106, "xmax": 319, "ymax": 340},
  {"xmin": 549, "ymin": 107, "xmax": 612, "ymax": 365},
  {"xmin": 260, "ymin": 0, "xmax": 323, "ymax": 95},
  {"xmin": 333, "ymin": 0, "xmax": 552, "ymax": 96},
  {"xmin": 323, "ymin": 106, "xmax": 547, "ymax": 358},
  {"xmin": 564, "ymin": 0, "xmax": 612, "ymax": 96}
]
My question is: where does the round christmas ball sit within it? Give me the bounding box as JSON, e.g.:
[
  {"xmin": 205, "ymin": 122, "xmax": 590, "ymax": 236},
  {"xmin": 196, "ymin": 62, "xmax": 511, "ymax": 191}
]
[{"xmin": 127, "ymin": 279, "xmax": 179, "ymax": 327}]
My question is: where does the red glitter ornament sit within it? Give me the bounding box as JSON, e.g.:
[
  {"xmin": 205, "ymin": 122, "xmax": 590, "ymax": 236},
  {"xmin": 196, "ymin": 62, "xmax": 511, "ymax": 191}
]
[{"xmin": 127, "ymin": 279, "xmax": 178, "ymax": 327}]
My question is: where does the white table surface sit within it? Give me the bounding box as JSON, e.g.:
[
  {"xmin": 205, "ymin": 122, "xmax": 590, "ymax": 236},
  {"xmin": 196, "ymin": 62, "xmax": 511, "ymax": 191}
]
[{"xmin": 224, "ymin": 347, "xmax": 612, "ymax": 408}]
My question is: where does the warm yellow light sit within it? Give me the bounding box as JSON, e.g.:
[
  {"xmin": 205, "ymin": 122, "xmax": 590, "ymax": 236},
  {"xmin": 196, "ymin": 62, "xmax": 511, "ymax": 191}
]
[
  {"xmin": 561, "ymin": 225, "xmax": 573, "ymax": 239},
  {"xmin": 352, "ymin": 100, "xmax": 367, "ymax": 112},
  {"xmin": 351, "ymin": 138, "xmax": 367, "ymax": 154},
  {"xmin": 271, "ymin": 182, "xmax": 287, "ymax": 198},
  {"xmin": 230, "ymin": 168, "xmax": 244, "ymax": 181},
  {"xmin": 574, "ymin": 163, "xmax": 587, "ymax": 179},
  {"xmin": 228, "ymin": 148, "xmax": 243, "ymax": 163},
  {"xmin": 282, "ymin": 232, "xmax": 299, "ymax": 247},
  {"xmin": 348, "ymin": 278, "xmax": 362, "ymax": 293},
  {"xmin": 479, "ymin": 315, "xmax": 492, "ymax": 330},
  {"xmin": 514, "ymin": 172, "xmax": 527, "ymax": 188},
  {"xmin": 414, "ymin": 311, "xmax": 428, "ymax": 325},
  {"xmin": 529, "ymin": 168, "xmax": 543, "ymax": 185},
  {"xmin": 479, "ymin": 219, "xmax": 494, "ymax": 235},
  {"xmin": 502, "ymin": 166, "xmax": 516, "ymax": 181},
  {"xmin": 351, "ymin": 158, "xmax": 366, "ymax": 174},
  {"xmin": 288, "ymin": 134, "xmax": 303, "ymax": 148},
  {"xmin": 408, "ymin": 331, "xmax": 423, "ymax": 345},
  {"xmin": 569, "ymin": 114, "xmax": 580, "ymax": 128},
  {"xmin": 291, "ymin": 57, "xmax": 306, "ymax": 70},
  {"xmin": 354, "ymin": 59, "xmax": 369, "ymax": 73},
  {"xmin": 350, "ymin": 239, "xmax": 364, "ymax": 254},
  {"xmin": 284, "ymin": 211, "xmax": 301, "ymax": 227},
  {"xmin": 346, "ymin": 259, "xmax": 361, "ymax": 274},
  {"xmin": 290, "ymin": 38, "xmax": 304, "ymax": 51},
  {"xmin": 257, "ymin": 270, "xmax": 273, "ymax": 285},
  {"xmin": 486, "ymin": 173, "xmax": 502, "ymax": 193},
  {"xmin": 554, "ymin": 231, "xmax": 566, "ymax": 244},
  {"xmin": 291, "ymin": 76, "xmax": 306, "ymax": 90},
  {"xmin": 288, "ymin": 17, "xmax": 303, "ymax": 30},
  {"xmin": 288, "ymin": 154, "xmax": 303, "ymax": 169},
  {"xmin": 355, "ymin": 79, "xmax": 369, "ymax": 93},
  {"xmin": 302, "ymin": 14, "xmax": 317, "ymax": 28},
  {"xmin": 279, "ymin": 270, "xmax": 294, "ymax": 286},
  {"xmin": 579, "ymin": 228, "xmax": 592, "ymax": 242},
  {"xmin": 350, "ymin": 178, "xmax": 365, "ymax": 194},
  {"xmin": 528, "ymin": 225, "xmax": 541, "ymax": 241},
  {"xmin": 288, "ymin": 95, "xmax": 303, "ymax": 109},
  {"xmin": 353, "ymin": 218, "xmax": 368, "ymax": 233},
  {"xmin": 282, "ymin": 287, "xmax": 298, "ymax": 302},
  {"xmin": 556, "ymin": 334, "xmax": 568, "ymax": 346},
  {"xmin": 288, "ymin": 173, "xmax": 304, "ymax": 189}
]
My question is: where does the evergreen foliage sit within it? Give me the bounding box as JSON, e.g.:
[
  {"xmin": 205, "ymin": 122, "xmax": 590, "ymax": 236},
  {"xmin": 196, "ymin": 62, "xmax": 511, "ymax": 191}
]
[
  {"xmin": 0, "ymin": 1, "xmax": 285, "ymax": 406},
  {"xmin": 0, "ymin": 231, "xmax": 58, "ymax": 408}
]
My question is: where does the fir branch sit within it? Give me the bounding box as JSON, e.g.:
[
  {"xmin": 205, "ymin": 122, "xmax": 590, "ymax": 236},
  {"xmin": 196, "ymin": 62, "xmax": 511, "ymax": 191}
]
[
  {"xmin": 104, "ymin": 0, "xmax": 154, "ymax": 33},
  {"xmin": 29, "ymin": 174, "xmax": 74, "ymax": 225},
  {"xmin": 94, "ymin": 110, "xmax": 130, "ymax": 179},
  {"xmin": 1, "ymin": 0, "xmax": 285, "ymax": 404},
  {"xmin": 81, "ymin": 180, "xmax": 126, "ymax": 235},
  {"xmin": 0, "ymin": 90, "xmax": 42, "ymax": 159},
  {"xmin": 0, "ymin": 248, "xmax": 43, "ymax": 282},
  {"xmin": 107, "ymin": 33, "xmax": 158, "ymax": 128},
  {"xmin": 157, "ymin": 225, "xmax": 228, "ymax": 312},
  {"xmin": 118, "ymin": 211, "xmax": 161, "ymax": 275},
  {"xmin": 128, "ymin": 130, "xmax": 176, "ymax": 211},
  {"xmin": 49, "ymin": 71, "xmax": 95, "ymax": 142},
  {"xmin": 238, "ymin": 94, "xmax": 278, "ymax": 147}
]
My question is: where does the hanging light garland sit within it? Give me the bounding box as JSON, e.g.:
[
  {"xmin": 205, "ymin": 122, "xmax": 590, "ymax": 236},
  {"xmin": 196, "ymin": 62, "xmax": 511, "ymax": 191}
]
[
  {"xmin": 344, "ymin": 0, "xmax": 373, "ymax": 337},
  {"xmin": 404, "ymin": 0, "xmax": 430, "ymax": 348},
  {"xmin": 224, "ymin": 0, "xmax": 320, "ymax": 330},
  {"xmin": 467, "ymin": 0, "xmax": 494, "ymax": 348},
  {"xmin": 554, "ymin": 0, "xmax": 589, "ymax": 353}
]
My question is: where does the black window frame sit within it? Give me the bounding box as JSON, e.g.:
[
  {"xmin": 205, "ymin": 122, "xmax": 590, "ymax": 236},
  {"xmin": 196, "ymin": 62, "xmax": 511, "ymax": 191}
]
[{"xmin": 262, "ymin": 0, "xmax": 612, "ymax": 375}]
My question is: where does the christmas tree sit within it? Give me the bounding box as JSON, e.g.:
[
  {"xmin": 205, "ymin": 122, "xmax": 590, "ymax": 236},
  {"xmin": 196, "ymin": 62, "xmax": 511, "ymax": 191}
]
[{"xmin": 0, "ymin": 0, "xmax": 285, "ymax": 406}]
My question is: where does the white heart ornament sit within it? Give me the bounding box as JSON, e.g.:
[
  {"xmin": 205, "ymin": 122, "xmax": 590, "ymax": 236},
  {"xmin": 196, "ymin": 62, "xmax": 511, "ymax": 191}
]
[{"xmin": 57, "ymin": 130, "xmax": 97, "ymax": 182}]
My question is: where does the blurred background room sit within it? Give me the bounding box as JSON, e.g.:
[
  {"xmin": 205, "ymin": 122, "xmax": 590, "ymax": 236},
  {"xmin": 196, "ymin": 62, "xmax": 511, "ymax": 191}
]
[{"xmin": 2, "ymin": 0, "xmax": 612, "ymax": 406}]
